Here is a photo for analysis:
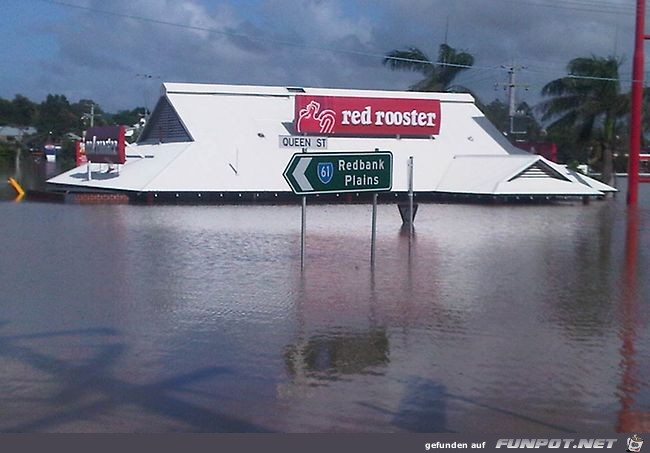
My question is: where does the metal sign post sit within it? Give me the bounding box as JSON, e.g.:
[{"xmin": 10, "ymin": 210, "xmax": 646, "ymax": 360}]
[
  {"xmin": 301, "ymin": 194, "xmax": 306, "ymax": 270},
  {"xmin": 300, "ymin": 147, "xmax": 307, "ymax": 271},
  {"xmin": 283, "ymin": 150, "xmax": 393, "ymax": 271},
  {"xmin": 371, "ymin": 148, "xmax": 380, "ymax": 268},
  {"xmin": 371, "ymin": 192, "xmax": 378, "ymax": 267},
  {"xmin": 408, "ymin": 156, "xmax": 414, "ymax": 240}
]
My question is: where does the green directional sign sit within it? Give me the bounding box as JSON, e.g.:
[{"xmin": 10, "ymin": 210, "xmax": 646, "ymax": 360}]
[{"xmin": 283, "ymin": 151, "xmax": 393, "ymax": 195}]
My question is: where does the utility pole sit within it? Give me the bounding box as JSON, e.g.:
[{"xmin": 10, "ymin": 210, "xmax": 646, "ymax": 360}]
[
  {"xmin": 628, "ymin": 0, "xmax": 647, "ymax": 206},
  {"xmin": 82, "ymin": 103, "xmax": 98, "ymax": 128},
  {"xmin": 498, "ymin": 65, "xmax": 528, "ymax": 135}
]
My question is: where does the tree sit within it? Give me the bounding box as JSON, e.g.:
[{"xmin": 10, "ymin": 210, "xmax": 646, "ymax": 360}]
[
  {"xmin": 539, "ymin": 56, "xmax": 627, "ymax": 184},
  {"xmin": 510, "ymin": 101, "xmax": 543, "ymax": 140},
  {"xmin": 384, "ymin": 43, "xmax": 474, "ymax": 92},
  {"xmin": 111, "ymin": 107, "xmax": 147, "ymax": 127},
  {"xmin": 37, "ymin": 94, "xmax": 79, "ymax": 138},
  {"xmin": 71, "ymin": 99, "xmax": 109, "ymax": 128},
  {"xmin": 11, "ymin": 95, "xmax": 38, "ymax": 126},
  {"xmin": 481, "ymin": 99, "xmax": 510, "ymax": 134},
  {"xmin": 0, "ymin": 97, "xmax": 12, "ymax": 125},
  {"xmin": 481, "ymin": 99, "xmax": 542, "ymax": 141},
  {"xmin": 0, "ymin": 143, "xmax": 18, "ymax": 167},
  {"xmin": 0, "ymin": 95, "xmax": 38, "ymax": 126}
]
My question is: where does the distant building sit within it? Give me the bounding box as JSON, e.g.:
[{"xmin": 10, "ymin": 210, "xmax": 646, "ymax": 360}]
[{"xmin": 0, "ymin": 126, "xmax": 36, "ymax": 143}]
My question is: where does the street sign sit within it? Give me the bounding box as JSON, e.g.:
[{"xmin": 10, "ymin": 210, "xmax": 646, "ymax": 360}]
[
  {"xmin": 279, "ymin": 135, "xmax": 328, "ymax": 150},
  {"xmin": 283, "ymin": 151, "xmax": 393, "ymax": 195}
]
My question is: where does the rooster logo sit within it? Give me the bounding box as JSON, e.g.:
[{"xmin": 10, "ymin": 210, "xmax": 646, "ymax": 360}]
[{"xmin": 297, "ymin": 101, "xmax": 336, "ymax": 134}]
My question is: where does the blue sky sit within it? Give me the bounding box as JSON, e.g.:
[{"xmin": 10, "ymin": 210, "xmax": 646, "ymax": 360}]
[{"xmin": 0, "ymin": 0, "xmax": 642, "ymax": 113}]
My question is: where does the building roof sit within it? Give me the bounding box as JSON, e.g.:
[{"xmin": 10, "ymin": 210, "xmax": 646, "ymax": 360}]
[
  {"xmin": 0, "ymin": 126, "xmax": 36, "ymax": 137},
  {"xmin": 48, "ymin": 82, "xmax": 614, "ymax": 197}
]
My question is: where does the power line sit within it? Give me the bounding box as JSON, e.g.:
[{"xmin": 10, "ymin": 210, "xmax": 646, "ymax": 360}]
[
  {"xmin": 34, "ymin": 0, "xmax": 641, "ymax": 85},
  {"xmin": 522, "ymin": 65, "xmax": 632, "ymax": 83},
  {"xmin": 488, "ymin": 0, "xmax": 635, "ymax": 15}
]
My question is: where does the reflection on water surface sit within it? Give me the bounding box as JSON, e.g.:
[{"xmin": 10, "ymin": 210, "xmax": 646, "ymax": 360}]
[{"xmin": 0, "ymin": 164, "xmax": 649, "ymax": 432}]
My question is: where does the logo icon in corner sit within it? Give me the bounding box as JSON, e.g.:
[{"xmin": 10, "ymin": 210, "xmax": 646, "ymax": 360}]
[
  {"xmin": 628, "ymin": 435, "xmax": 644, "ymax": 453},
  {"xmin": 317, "ymin": 162, "xmax": 334, "ymax": 184},
  {"xmin": 297, "ymin": 101, "xmax": 336, "ymax": 134}
]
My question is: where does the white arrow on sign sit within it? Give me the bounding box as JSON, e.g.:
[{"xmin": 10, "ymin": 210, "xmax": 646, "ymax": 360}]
[{"xmin": 292, "ymin": 157, "xmax": 313, "ymax": 191}]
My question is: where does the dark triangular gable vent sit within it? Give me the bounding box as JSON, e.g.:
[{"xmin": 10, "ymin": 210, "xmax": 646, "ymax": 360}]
[
  {"xmin": 138, "ymin": 96, "xmax": 193, "ymax": 144},
  {"xmin": 508, "ymin": 160, "xmax": 571, "ymax": 182}
]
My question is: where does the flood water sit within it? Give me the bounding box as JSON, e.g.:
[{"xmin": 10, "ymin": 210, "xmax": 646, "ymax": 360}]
[{"xmin": 0, "ymin": 156, "xmax": 649, "ymax": 432}]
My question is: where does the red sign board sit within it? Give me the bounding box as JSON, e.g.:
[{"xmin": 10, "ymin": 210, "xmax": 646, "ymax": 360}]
[
  {"xmin": 85, "ymin": 125, "xmax": 126, "ymax": 164},
  {"xmin": 75, "ymin": 140, "xmax": 87, "ymax": 166},
  {"xmin": 294, "ymin": 95, "xmax": 441, "ymax": 137}
]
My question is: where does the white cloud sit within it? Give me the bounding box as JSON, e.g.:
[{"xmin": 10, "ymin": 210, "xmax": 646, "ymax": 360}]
[{"xmin": 2, "ymin": 0, "xmax": 643, "ymax": 112}]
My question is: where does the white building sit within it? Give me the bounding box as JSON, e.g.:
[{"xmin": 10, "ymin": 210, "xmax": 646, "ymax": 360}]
[
  {"xmin": 47, "ymin": 83, "xmax": 614, "ymax": 202},
  {"xmin": 0, "ymin": 126, "xmax": 36, "ymax": 143}
]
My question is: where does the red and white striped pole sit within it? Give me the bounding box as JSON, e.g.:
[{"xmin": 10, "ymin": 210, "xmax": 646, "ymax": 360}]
[{"xmin": 628, "ymin": 0, "xmax": 646, "ymax": 205}]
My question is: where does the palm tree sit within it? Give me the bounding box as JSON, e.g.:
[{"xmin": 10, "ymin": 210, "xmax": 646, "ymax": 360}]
[
  {"xmin": 539, "ymin": 56, "xmax": 627, "ymax": 184},
  {"xmin": 384, "ymin": 43, "xmax": 474, "ymax": 92}
]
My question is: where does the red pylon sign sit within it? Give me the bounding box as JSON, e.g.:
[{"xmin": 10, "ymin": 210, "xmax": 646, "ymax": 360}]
[{"xmin": 628, "ymin": 0, "xmax": 648, "ymax": 205}]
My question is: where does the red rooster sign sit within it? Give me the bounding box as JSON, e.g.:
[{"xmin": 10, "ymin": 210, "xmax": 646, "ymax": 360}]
[{"xmin": 297, "ymin": 101, "xmax": 336, "ymax": 134}]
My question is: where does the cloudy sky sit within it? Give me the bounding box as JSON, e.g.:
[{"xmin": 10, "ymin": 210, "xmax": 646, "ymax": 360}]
[{"xmin": 0, "ymin": 0, "xmax": 642, "ymax": 113}]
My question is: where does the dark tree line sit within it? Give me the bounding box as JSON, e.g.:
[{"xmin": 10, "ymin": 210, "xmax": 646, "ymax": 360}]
[
  {"xmin": 384, "ymin": 43, "xmax": 642, "ymax": 183},
  {"xmin": 0, "ymin": 94, "xmax": 146, "ymax": 142}
]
